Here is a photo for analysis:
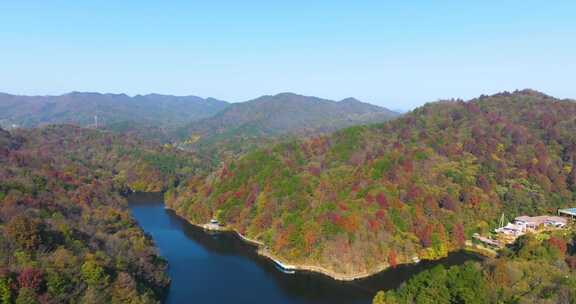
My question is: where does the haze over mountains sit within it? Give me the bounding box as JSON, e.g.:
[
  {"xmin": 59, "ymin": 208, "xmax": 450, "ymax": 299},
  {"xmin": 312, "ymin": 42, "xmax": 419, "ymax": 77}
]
[
  {"xmin": 176, "ymin": 92, "xmax": 399, "ymax": 160},
  {"xmin": 0, "ymin": 91, "xmax": 399, "ymax": 151},
  {"xmin": 0, "ymin": 92, "xmax": 229, "ymax": 130},
  {"xmin": 179, "ymin": 92, "xmax": 397, "ymax": 137}
]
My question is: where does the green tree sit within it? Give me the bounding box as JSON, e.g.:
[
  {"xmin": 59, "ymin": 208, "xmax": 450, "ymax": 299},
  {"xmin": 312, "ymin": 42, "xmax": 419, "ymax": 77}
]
[
  {"xmin": 81, "ymin": 260, "xmax": 109, "ymax": 287},
  {"xmin": 373, "ymin": 291, "xmax": 386, "ymax": 304},
  {"xmin": 0, "ymin": 277, "xmax": 12, "ymax": 304},
  {"xmin": 15, "ymin": 288, "xmax": 37, "ymax": 304},
  {"xmin": 373, "ymin": 291, "xmax": 397, "ymax": 304},
  {"xmin": 447, "ymin": 263, "xmax": 488, "ymax": 304},
  {"xmin": 46, "ymin": 271, "xmax": 73, "ymax": 302}
]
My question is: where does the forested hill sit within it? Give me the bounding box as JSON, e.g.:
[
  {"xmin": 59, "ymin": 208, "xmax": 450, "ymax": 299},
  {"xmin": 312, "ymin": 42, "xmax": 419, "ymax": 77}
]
[
  {"xmin": 175, "ymin": 92, "xmax": 399, "ymax": 161},
  {"xmin": 166, "ymin": 89, "xmax": 576, "ymax": 277},
  {"xmin": 0, "ymin": 92, "xmax": 228, "ymax": 134},
  {"xmin": 0, "ymin": 125, "xmax": 198, "ymax": 303},
  {"xmin": 372, "ymin": 229, "xmax": 576, "ymax": 303}
]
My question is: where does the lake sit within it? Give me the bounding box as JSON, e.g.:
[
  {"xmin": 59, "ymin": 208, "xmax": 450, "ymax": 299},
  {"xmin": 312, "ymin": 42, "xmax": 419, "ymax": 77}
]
[{"xmin": 128, "ymin": 192, "xmax": 483, "ymax": 304}]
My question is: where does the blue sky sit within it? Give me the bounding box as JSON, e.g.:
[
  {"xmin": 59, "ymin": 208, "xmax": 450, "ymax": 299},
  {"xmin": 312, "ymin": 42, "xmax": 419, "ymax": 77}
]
[{"xmin": 1, "ymin": 1, "xmax": 575, "ymax": 110}]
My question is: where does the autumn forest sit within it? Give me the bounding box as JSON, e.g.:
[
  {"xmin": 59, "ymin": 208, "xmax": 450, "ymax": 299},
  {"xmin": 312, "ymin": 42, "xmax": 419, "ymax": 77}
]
[{"xmin": 1, "ymin": 89, "xmax": 576, "ymax": 303}]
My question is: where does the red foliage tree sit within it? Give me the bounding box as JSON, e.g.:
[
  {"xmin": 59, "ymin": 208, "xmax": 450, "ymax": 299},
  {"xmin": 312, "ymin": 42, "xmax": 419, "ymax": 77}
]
[
  {"xmin": 476, "ymin": 175, "xmax": 490, "ymax": 191},
  {"xmin": 376, "ymin": 193, "xmax": 388, "ymax": 209},
  {"xmin": 404, "ymin": 185, "xmax": 421, "ymax": 203},
  {"xmin": 388, "ymin": 250, "xmax": 398, "ymax": 268},
  {"xmin": 423, "ymin": 196, "xmax": 438, "ymax": 215},
  {"xmin": 303, "ymin": 229, "xmax": 318, "ymax": 254},
  {"xmin": 329, "ymin": 213, "xmax": 343, "ymax": 227},
  {"xmin": 375, "ymin": 210, "xmax": 386, "ymax": 220},
  {"xmin": 234, "ymin": 189, "xmax": 244, "ymax": 199},
  {"xmin": 18, "ymin": 268, "xmax": 43, "ymax": 291},
  {"xmin": 342, "ymin": 215, "xmax": 359, "ymax": 234},
  {"xmin": 401, "ymin": 158, "xmax": 413, "ymax": 174},
  {"xmin": 452, "ymin": 223, "xmax": 466, "ymax": 248},
  {"xmin": 308, "ymin": 165, "xmax": 321, "ymax": 176},
  {"xmin": 417, "ymin": 224, "xmax": 434, "ymax": 248},
  {"xmin": 366, "ymin": 194, "xmax": 375, "ymax": 204},
  {"xmin": 440, "ymin": 195, "xmax": 458, "ymax": 212},
  {"xmin": 548, "ymin": 236, "xmax": 567, "ymax": 256},
  {"xmin": 368, "ymin": 218, "xmax": 380, "ymax": 232}
]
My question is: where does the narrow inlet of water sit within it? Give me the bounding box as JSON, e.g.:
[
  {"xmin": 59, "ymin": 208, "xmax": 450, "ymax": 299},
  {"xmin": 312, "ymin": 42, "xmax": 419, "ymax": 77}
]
[{"xmin": 128, "ymin": 192, "xmax": 483, "ymax": 304}]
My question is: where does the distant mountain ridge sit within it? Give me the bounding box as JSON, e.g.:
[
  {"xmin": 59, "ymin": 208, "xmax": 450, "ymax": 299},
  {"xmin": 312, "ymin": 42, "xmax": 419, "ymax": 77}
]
[
  {"xmin": 0, "ymin": 91, "xmax": 229, "ymax": 129},
  {"xmin": 0, "ymin": 91, "xmax": 398, "ymax": 148},
  {"xmin": 181, "ymin": 92, "xmax": 397, "ymax": 136},
  {"xmin": 176, "ymin": 92, "xmax": 399, "ymax": 159}
]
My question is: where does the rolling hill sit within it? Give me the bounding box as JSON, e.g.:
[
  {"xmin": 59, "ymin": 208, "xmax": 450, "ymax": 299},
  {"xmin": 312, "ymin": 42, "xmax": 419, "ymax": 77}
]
[
  {"xmin": 176, "ymin": 92, "xmax": 399, "ymax": 161},
  {"xmin": 166, "ymin": 89, "xmax": 576, "ymax": 278},
  {"xmin": 0, "ymin": 124, "xmax": 200, "ymax": 302}
]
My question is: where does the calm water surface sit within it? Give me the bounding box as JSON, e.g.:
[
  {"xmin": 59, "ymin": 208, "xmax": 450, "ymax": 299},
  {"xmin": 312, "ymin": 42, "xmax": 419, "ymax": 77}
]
[{"xmin": 128, "ymin": 192, "xmax": 482, "ymax": 304}]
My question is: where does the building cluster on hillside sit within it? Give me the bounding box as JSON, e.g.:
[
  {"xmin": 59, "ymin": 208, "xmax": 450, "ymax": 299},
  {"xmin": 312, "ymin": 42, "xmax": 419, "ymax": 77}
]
[
  {"xmin": 473, "ymin": 210, "xmax": 574, "ymax": 249},
  {"xmin": 495, "ymin": 215, "xmax": 567, "ymax": 237}
]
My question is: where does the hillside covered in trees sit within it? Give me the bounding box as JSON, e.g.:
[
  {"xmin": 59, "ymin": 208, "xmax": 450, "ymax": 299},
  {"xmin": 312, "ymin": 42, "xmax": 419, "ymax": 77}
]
[
  {"xmin": 175, "ymin": 92, "xmax": 399, "ymax": 163},
  {"xmin": 0, "ymin": 125, "xmax": 198, "ymax": 303},
  {"xmin": 373, "ymin": 231, "xmax": 576, "ymax": 303},
  {"xmin": 167, "ymin": 90, "xmax": 576, "ymax": 278}
]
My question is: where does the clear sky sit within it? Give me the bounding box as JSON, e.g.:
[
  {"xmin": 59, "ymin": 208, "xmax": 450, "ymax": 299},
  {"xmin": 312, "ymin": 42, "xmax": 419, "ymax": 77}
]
[{"xmin": 1, "ymin": 1, "xmax": 575, "ymax": 110}]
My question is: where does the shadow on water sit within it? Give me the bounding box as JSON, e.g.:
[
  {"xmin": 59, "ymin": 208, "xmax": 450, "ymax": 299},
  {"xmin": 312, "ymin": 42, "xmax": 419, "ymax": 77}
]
[{"xmin": 127, "ymin": 192, "xmax": 484, "ymax": 304}]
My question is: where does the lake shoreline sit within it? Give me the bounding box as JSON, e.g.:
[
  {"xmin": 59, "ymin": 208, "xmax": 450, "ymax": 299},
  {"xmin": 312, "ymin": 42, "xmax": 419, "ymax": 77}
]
[{"xmin": 164, "ymin": 205, "xmax": 491, "ymax": 282}]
